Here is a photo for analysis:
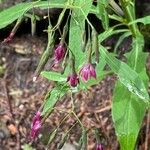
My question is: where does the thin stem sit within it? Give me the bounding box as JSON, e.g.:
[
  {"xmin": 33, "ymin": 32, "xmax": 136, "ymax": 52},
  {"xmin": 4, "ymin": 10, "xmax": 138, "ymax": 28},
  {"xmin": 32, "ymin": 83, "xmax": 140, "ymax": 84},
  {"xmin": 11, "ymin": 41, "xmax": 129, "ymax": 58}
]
[
  {"xmin": 47, "ymin": 0, "xmax": 52, "ymax": 28},
  {"xmin": 66, "ymin": 121, "xmax": 78, "ymax": 133},
  {"xmin": 119, "ymin": 0, "xmax": 137, "ymax": 36},
  {"xmin": 70, "ymin": 51, "xmax": 76, "ymax": 74},
  {"xmin": 72, "ymin": 111, "xmax": 84, "ymax": 130},
  {"xmin": 109, "ymin": 0, "xmax": 124, "ymax": 16},
  {"xmin": 58, "ymin": 114, "xmax": 70, "ymax": 128},
  {"xmin": 70, "ymin": 91, "xmax": 75, "ymax": 111},
  {"xmin": 88, "ymin": 42, "xmax": 92, "ymax": 63}
]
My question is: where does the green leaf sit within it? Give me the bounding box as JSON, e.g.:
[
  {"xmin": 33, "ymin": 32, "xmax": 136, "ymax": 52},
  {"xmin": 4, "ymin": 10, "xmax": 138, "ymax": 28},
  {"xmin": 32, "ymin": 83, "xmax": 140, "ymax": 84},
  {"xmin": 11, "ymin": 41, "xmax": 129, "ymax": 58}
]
[
  {"xmin": 109, "ymin": 14, "xmax": 124, "ymax": 23},
  {"xmin": 78, "ymin": 129, "xmax": 87, "ymax": 150},
  {"xmin": 100, "ymin": 45, "xmax": 149, "ymax": 102},
  {"xmin": 129, "ymin": 15, "xmax": 150, "ymax": 25},
  {"xmin": 99, "ymin": 28, "xmax": 129, "ymax": 43},
  {"xmin": 125, "ymin": 34, "xmax": 148, "ymax": 73},
  {"xmin": 41, "ymin": 71, "xmax": 66, "ymax": 82},
  {"xmin": 0, "ymin": 0, "xmax": 67, "ymax": 29},
  {"xmin": 0, "ymin": 0, "xmax": 95, "ymax": 30},
  {"xmin": 73, "ymin": 0, "xmax": 93, "ymax": 29},
  {"xmin": 22, "ymin": 144, "xmax": 35, "ymax": 150},
  {"xmin": 98, "ymin": 0, "xmax": 109, "ymax": 30},
  {"xmin": 112, "ymin": 34, "xmax": 149, "ymax": 150},
  {"xmin": 47, "ymin": 129, "xmax": 58, "ymax": 145},
  {"xmin": 112, "ymin": 81, "xmax": 147, "ymax": 150},
  {"xmin": 68, "ymin": 0, "xmax": 92, "ymax": 69},
  {"xmin": 42, "ymin": 84, "xmax": 68, "ymax": 115},
  {"xmin": 69, "ymin": 17, "xmax": 85, "ymax": 68}
]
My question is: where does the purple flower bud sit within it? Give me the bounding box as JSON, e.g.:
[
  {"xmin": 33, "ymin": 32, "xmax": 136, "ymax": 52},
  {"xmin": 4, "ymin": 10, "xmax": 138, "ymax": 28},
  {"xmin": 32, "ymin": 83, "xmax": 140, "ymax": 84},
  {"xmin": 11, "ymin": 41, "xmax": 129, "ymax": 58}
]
[
  {"xmin": 2, "ymin": 32, "xmax": 14, "ymax": 43},
  {"xmin": 96, "ymin": 144, "xmax": 104, "ymax": 150},
  {"xmin": 67, "ymin": 74, "xmax": 79, "ymax": 87},
  {"xmin": 79, "ymin": 63, "xmax": 96, "ymax": 82},
  {"xmin": 30, "ymin": 111, "xmax": 41, "ymax": 140},
  {"xmin": 54, "ymin": 43, "xmax": 65, "ymax": 63}
]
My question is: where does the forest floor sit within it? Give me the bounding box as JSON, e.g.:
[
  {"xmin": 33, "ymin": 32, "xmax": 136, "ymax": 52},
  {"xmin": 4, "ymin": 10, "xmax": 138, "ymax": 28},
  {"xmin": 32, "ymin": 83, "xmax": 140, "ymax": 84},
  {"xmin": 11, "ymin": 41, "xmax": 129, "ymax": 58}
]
[
  {"xmin": 0, "ymin": 33, "xmax": 118, "ymax": 150},
  {"xmin": 0, "ymin": 1, "xmax": 150, "ymax": 150}
]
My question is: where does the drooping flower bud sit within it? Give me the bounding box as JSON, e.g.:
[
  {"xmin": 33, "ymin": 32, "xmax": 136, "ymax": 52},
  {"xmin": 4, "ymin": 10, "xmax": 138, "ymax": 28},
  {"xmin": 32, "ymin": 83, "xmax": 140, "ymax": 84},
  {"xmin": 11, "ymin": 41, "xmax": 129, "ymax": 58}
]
[
  {"xmin": 2, "ymin": 32, "xmax": 14, "ymax": 43},
  {"xmin": 79, "ymin": 63, "xmax": 96, "ymax": 82},
  {"xmin": 31, "ymin": 111, "xmax": 41, "ymax": 140},
  {"xmin": 54, "ymin": 43, "xmax": 65, "ymax": 63},
  {"xmin": 67, "ymin": 74, "xmax": 79, "ymax": 87},
  {"xmin": 96, "ymin": 144, "xmax": 104, "ymax": 150}
]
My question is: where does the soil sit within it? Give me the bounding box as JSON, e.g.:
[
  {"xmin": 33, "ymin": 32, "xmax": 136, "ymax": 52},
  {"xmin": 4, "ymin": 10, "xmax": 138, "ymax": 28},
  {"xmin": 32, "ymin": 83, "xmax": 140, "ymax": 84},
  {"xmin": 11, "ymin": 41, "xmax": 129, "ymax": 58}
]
[{"xmin": 0, "ymin": 1, "xmax": 150, "ymax": 150}]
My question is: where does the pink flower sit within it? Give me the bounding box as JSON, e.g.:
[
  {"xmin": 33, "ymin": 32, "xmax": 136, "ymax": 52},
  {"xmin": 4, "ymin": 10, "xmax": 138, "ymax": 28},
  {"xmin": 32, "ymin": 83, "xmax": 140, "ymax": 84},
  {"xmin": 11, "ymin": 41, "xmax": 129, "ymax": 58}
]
[
  {"xmin": 96, "ymin": 144, "xmax": 104, "ymax": 150},
  {"xmin": 79, "ymin": 63, "xmax": 96, "ymax": 82},
  {"xmin": 2, "ymin": 32, "xmax": 14, "ymax": 43},
  {"xmin": 67, "ymin": 74, "xmax": 79, "ymax": 87},
  {"xmin": 54, "ymin": 43, "xmax": 65, "ymax": 63},
  {"xmin": 31, "ymin": 111, "xmax": 41, "ymax": 140}
]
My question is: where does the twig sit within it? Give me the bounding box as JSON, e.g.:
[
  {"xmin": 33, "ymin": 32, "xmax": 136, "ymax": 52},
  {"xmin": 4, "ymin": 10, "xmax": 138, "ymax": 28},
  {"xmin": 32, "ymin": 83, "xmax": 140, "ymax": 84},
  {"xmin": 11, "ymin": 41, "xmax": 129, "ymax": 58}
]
[
  {"xmin": 3, "ymin": 73, "xmax": 21, "ymax": 150},
  {"xmin": 145, "ymin": 110, "xmax": 150, "ymax": 150},
  {"xmin": 3, "ymin": 79, "xmax": 13, "ymax": 117},
  {"xmin": 16, "ymin": 123, "xmax": 21, "ymax": 150},
  {"xmin": 94, "ymin": 105, "xmax": 111, "ymax": 113}
]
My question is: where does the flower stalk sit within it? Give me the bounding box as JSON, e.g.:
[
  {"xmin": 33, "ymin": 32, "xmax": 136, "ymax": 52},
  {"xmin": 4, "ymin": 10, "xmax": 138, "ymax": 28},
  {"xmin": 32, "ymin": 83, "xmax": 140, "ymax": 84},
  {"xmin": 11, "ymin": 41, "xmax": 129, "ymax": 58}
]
[
  {"xmin": 33, "ymin": 26, "xmax": 54, "ymax": 81},
  {"xmin": 92, "ymin": 29, "xmax": 99, "ymax": 63},
  {"xmin": 2, "ymin": 17, "xmax": 24, "ymax": 43}
]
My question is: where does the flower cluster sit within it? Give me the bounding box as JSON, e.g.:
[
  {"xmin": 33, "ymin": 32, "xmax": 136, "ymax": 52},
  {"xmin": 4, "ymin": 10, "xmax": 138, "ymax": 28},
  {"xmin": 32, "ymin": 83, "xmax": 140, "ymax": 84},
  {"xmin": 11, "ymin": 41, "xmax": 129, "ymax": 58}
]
[
  {"xmin": 96, "ymin": 144, "xmax": 104, "ymax": 150},
  {"xmin": 30, "ymin": 111, "xmax": 41, "ymax": 140},
  {"xmin": 80, "ymin": 63, "xmax": 96, "ymax": 82},
  {"xmin": 67, "ymin": 63, "xmax": 97, "ymax": 87}
]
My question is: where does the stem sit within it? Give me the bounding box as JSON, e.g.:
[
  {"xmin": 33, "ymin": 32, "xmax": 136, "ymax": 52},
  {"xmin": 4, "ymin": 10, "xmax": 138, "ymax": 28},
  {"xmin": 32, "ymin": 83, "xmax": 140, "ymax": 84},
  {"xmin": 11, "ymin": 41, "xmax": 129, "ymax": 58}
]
[
  {"xmin": 72, "ymin": 111, "xmax": 84, "ymax": 130},
  {"xmin": 67, "ymin": 121, "xmax": 77, "ymax": 133},
  {"xmin": 109, "ymin": 0, "xmax": 124, "ymax": 16},
  {"xmin": 60, "ymin": 20, "xmax": 69, "ymax": 44},
  {"xmin": 88, "ymin": 42, "xmax": 92, "ymax": 63},
  {"xmin": 70, "ymin": 52, "xmax": 76, "ymax": 74},
  {"xmin": 119, "ymin": 0, "xmax": 137, "ymax": 36}
]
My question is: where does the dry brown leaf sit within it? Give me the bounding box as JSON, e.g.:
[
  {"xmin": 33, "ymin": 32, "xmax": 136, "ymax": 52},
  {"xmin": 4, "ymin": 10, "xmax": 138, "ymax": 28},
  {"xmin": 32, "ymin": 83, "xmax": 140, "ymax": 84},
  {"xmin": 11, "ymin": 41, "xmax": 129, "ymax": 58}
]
[{"xmin": 8, "ymin": 124, "xmax": 17, "ymax": 135}]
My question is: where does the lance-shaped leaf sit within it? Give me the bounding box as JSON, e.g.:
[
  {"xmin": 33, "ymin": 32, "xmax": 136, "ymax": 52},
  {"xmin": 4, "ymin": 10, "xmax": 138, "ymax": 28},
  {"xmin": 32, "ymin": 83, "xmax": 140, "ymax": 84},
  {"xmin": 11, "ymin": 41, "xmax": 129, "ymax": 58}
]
[
  {"xmin": 112, "ymin": 81, "xmax": 147, "ymax": 150},
  {"xmin": 112, "ymin": 34, "xmax": 149, "ymax": 150},
  {"xmin": 47, "ymin": 129, "xmax": 58, "ymax": 145},
  {"xmin": 41, "ymin": 71, "xmax": 66, "ymax": 82},
  {"xmin": 0, "ymin": 0, "xmax": 67, "ymax": 29},
  {"xmin": 129, "ymin": 15, "xmax": 150, "ymax": 25},
  {"xmin": 98, "ymin": 0, "xmax": 109, "ymax": 30},
  {"xmin": 42, "ymin": 84, "xmax": 69, "ymax": 115},
  {"xmin": 99, "ymin": 28, "xmax": 129, "ymax": 43},
  {"xmin": 68, "ymin": 0, "xmax": 92, "ymax": 68},
  {"xmin": 100, "ymin": 45, "xmax": 149, "ymax": 102}
]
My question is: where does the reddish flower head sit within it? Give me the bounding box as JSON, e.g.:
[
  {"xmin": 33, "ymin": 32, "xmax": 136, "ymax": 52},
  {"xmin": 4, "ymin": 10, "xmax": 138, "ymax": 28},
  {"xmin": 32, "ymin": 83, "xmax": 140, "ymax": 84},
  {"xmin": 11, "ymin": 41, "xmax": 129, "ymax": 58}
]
[
  {"xmin": 31, "ymin": 111, "xmax": 41, "ymax": 140},
  {"xmin": 96, "ymin": 144, "xmax": 104, "ymax": 150},
  {"xmin": 54, "ymin": 43, "xmax": 65, "ymax": 63},
  {"xmin": 67, "ymin": 74, "xmax": 79, "ymax": 87},
  {"xmin": 79, "ymin": 63, "xmax": 96, "ymax": 82}
]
